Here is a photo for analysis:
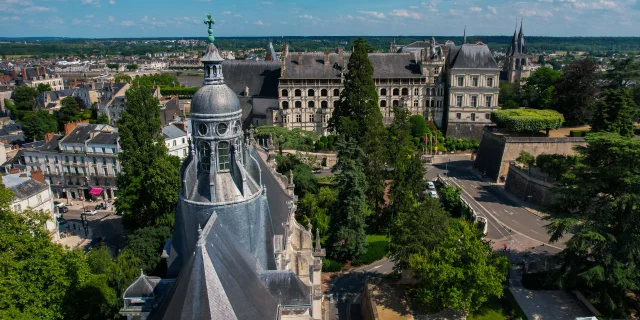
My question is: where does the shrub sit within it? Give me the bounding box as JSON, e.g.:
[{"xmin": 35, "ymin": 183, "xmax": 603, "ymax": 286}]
[
  {"xmin": 569, "ymin": 130, "xmax": 587, "ymax": 137},
  {"xmin": 322, "ymin": 258, "xmax": 345, "ymax": 272},
  {"xmin": 352, "ymin": 235, "xmax": 389, "ymax": 266},
  {"xmin": 491, "ymin": 109, "xmax": 564, "ymax": 133}
]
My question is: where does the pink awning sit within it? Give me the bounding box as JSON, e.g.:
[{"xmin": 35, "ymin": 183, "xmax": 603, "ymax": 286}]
[{"xmin": 89, "ymin": 188, "xmax": 103, "ymax": 195}]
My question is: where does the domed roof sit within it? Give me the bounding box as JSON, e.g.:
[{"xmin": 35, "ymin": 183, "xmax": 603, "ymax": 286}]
[{"xmin": 191, "ymin": 84, "xmax": 241, "ymax": 115}]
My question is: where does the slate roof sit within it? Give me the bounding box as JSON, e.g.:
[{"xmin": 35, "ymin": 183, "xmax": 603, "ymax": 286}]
[
  {"xmin": 162, "ymin": 124, "xmax": 187, "ymax": 140},
  {"xmin": 20, "ymin": 68, "xmax": 58, "ymax": 80},
  {"xmin": 447, "ymin": 44, "xmax": 499, "ymax": 69},
  {"xmin": 22, "ymin": 140, "xmax": 45, "ymax": 150},
  {"xmin": 281, "ymin": 52, "xmax": 423, "ymax": 79},
  {"xmin": 39, "ymin": 134, "xmax": 64, "ymax": 152},
  {"xmin": 223, "ymin": 60, "xmax": 280, "ymax": 97},
  {"xmin": 124, "ymin": 272, "xmax": 161, "ymax": 298},
  {"xmin": 259, "ymin": 271, "xmax": 311, "ymax": 307},
  {"xmin": 89, "ymin": 132, "xmax": 118, "ymax": 146},
  {"xmin": 2, "ymin": 175, "xmax": 48, "ymax": 200},
  {"xmin": 60, "ymin": 124, "xmax": 117, "ymax": 145}
]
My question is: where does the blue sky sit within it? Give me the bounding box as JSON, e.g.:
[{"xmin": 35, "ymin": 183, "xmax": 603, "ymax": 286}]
[{"xmin": 1, "ymin": 0, "xmax": 639, "ymax": 38}]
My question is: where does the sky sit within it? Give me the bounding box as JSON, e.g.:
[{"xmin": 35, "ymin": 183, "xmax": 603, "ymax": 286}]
[{"xmin": 0, "ymin": 0, "xmax": 639, "ymax": 38}]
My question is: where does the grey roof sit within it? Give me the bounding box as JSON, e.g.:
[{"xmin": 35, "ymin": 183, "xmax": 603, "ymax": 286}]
[
  {"xmin": 281, "ymin": 52, "xmax": 422, "ymax": 79},
  {"xmin": 89, "ymin": 132, "xmax": 118, "ymax": 146},
  {"xmin": 22, "ymin": 140, "xmax": 45, "ymax": 150},
  {"xmin": 61, "ymin": 124, "xmax": 99, "ymax": 144},
  {"xmin": 2, "ymin": 176, "xmax": 48, "ymax": 200},
  {"xmin": 124, "ymin": 273, "xmax": 161, "ymax": 298},
  {"xmin": 447, "ymin": 44, "xmax": 499, "ymax": 69},
  {"xmin": 39, "ymin": 134, "xmax": 64, "ymax": 152},
  {"xmin": 259, "ymin": 271, "xmax": 311, "ymax": 307},
  {"xmin": 162, "ymin": 124, "xmax": 187, "ymax": 140},
  {"xmin": 1, "ymin": 123, "xmax": 22, "ymax": 134},
  {"xmin": 19, "ymin": 67, "xmax": 57, "ymax": 80},
  {"xmin": 202, "ymin": 43, "xmax": 224, "ymax": 62},
  {"xmin": 223, "ymin": 60, "xmax": 280, "ymax": 98},
  {"xmin": 191, "ymin": 84, "xmax": 241, "ymax": 115}
]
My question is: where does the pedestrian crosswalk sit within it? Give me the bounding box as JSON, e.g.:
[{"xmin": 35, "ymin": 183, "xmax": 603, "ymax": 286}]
[
  {"xmin": 85, "ymin": 211, "xmax": 119, "ymax": 221},
  {"xmin": 451, "ymin": 175, "xmax": 479, "ymax": 180}
]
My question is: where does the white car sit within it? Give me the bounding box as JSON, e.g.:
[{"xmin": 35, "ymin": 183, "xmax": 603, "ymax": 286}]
[
  {"xmin": 426, "ymin": 182, "xmax": 436, "ymax": 190},
  {"xmin": 83, "ymin": 209, "xmax": 97, "ymax": 216},
  {"xmin": 428, "ymin": 191, "xmax": 438, "ymax": 199}
]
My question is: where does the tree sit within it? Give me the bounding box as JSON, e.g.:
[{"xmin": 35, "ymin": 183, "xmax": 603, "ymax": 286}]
[
  {"xmin": 521, "ymin": 66, "xmax": 562, "ymax": 109},
  {"xmin": 491, "ymin": 109, "xmax": 564, "ymax": 135},
  {"xmin": 114, "ymin": 73, "xmax": 132, "ymax": 83},
  {"xmin": 409, "ymin": 114, "xmax": 429, "ymax": 139},
  {"xmin": 22, "ymin": 110, "xmax": 58, "ymax": 140},
  {"xmin": 553, "ymin": 58, "xmax": 599, "ymax": 126},
  {"xmin": 591, "ymin": 88, "xmax": 637, "ymax": 137},
  {"xmin": 11, "ymin": 85, "xmax": 37, "ymax": 119},
  {"xmin": 115, "ymin": 85, "xmax": 180, "ymax": 230},
  {"xmin": 297, "ymin": 187, "xmax": 337, "ymax": 236},
  {"xmin": 255, "ymin": 126, "xmax": 318, "ymax": 153},
  {"xmin": 535, "ymin": 154, "xmax": 577, "ymax": 180},
  {"xmin": 546, "ymin": 133, "xmax": 640, "ymax": 317},
  {"xmin": 516, "ymin": 151, "xmax": 535, "ymax": 169},
  {"xmin": 499, "ymin": 82, "xmax": 521, "ymax": 108},
  {"xmin": 327, "ymin": 138, "xmax": 369, "ymax": 262},
  {"xmin": 439, "ymin": 185, "xmax": 462, "ymax": 216},
  {"xmin": 409, "ymin": 219, "xmax": 509, "ymax": 314},
  {"xmin": 603, "ymin": 57, "xmax": 640, "ymax": 89},
  {"xmin": 0, "ymin": 186, "xmax": 90, "ymax": 320},
  {"xmin": 126, "ymin": 64, "xmax": 138, "ymax": 71},
  {"xmin": 36, "ymin": 83, "xmax": 52, "ymax": 95},
  {"xmin": 56, "ymin": 96, "xmax": 83, "ymax": 131}
]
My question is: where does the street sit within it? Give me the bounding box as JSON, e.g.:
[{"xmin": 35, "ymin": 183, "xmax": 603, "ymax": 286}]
[
  {"xmin": 60, "ymin": 201, "xmax": 127, "ymax": 250},
  {"xmin": 425, "ymin": 154, "xmax": 565, "ymax": 254}
]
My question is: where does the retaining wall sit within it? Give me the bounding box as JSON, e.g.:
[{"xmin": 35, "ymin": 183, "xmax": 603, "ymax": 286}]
[{"xmin": 504, "ymin": 164, "xmax": 555, "ymax": 206}]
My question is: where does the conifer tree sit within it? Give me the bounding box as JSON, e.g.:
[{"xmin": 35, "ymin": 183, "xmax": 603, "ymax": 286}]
[
  {"xmin": 115, "ymin": 86, "xmax": 180, "ymax": 230},
  {"xmin": 591, "ymin": 88, "xmax": 636, "ymax": 137}
]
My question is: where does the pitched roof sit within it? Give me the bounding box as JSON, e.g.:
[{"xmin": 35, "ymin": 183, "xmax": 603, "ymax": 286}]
[
  {"xmin": 162, "ymin": 124, "xmax": 187, "ymax": 140},
  {"xmin": 447, "ymin": 44, "xmax": 499, "ymax": 69},
  {"xmin": 222, "ymin": 60, "xmax": 281, "ymax": 97},
  {"xmin": 281, "ymin": 52, "xmax": 423, "ymax": 79},
  {"xmin": 39, "ymin": 134, "xmax": 64, "ymax": 152},
  {"xmin": 259, "ymin": 271, "xmax": 311, "ymax": 307},
  {"xmin": 124, "ymin": 272, "xmax": 161, "ymax": 298},
  {"xmin": 88, "ymin": 132, "xmax": 118, "ymax": 146},
  {"xmin": 2, "ymin": 175, "xmax": 48, "ymax": 200}
]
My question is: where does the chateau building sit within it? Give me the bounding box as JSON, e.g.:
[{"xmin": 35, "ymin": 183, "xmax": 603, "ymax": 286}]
[
  {"xmin": 504, "ymin": 21, "xmax": 530, "ymax": 83},
  {"xmin": 120, "ymin": 20, "xmax": 324, "ymax": 320},
  {"xmin": 11, "ymin": 67, "xmax": 64, "ymax": 91},
  {"xmin": 443, "ymin": 41, "xmax": 501, "ymax": 140}
]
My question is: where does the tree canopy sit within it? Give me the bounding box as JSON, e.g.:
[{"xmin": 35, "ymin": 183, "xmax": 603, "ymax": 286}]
[
  {"xmin": 591, "ymin": 88, "xmax": 637, "ymax": 137},
  {"xmin": 553, "ymin": 58, "xmax": 599, "ymax": 125},
  {"xmin": 546, "ymin": 133, "xmax": 640, "ymax": 317},
  {"xmin": 491, "ymin": 109, "xmax": 564, "ymax": 134},
  {"xmin": 255, "ymin": 126, "xmax": 318, "ymax": 153},
  {"xmin": 520, "ymin": 66, "xmax": 562, "ymax": 109},
  {"xmin": 22, "ymin": 111, "xmax": 58, "ymax": 140}
]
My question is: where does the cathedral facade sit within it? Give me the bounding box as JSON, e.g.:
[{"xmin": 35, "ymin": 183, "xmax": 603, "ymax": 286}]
[{"xmin": 504, "ymin": 22, "xmax": 530, "ymax": 83}]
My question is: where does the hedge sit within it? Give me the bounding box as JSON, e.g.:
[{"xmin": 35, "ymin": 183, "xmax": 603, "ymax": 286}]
[
  {"xmin": 322, "ymin": 258, "xmax": 344, "ymax": 272},
  {"xmin": 569, "ymin": 130, "xmax": 587, "ymax": 137},
  {"xmin": 491, "ymin": 109, "xmax": 564, "ymax": 133},
  {"xmin": 160, "ymin": 87, "xmax": 198, "ymax": 97}
]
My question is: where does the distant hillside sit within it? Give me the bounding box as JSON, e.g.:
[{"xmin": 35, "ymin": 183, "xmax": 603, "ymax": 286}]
[{"xmin": 1, "ymin": 36, "xmax": 639, "ymax": 57}]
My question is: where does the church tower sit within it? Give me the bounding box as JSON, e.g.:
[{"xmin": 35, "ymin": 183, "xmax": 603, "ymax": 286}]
[{"xmin": 505, "ymin": 20, "xmax": 530, "ymax": 83}]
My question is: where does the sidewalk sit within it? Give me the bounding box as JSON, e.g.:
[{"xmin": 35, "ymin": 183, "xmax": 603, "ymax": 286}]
[{"xmin": 57, "ymin": 224, "xmax": 93, "ymax": 249}]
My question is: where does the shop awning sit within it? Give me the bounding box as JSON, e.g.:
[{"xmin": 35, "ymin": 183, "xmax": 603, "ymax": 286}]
[{"xmin": 89, "ymin": 188, "xmax": 103, "ymax": 195}]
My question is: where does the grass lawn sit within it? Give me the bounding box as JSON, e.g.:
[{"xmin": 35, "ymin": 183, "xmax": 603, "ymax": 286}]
[
  {"xmin": 352, "ymin": 234, "xmax": 389, "ymax": 266},
  {"xmin": 468, "ymin": 297, "xmax": 509, "ymax": 320}
]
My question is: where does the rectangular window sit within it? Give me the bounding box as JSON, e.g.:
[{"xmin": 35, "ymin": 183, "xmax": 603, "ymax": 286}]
[
  {"xmin": 456, "ymin": 96, "xmax": 462, "ymax": 107},
  {"xmin": 485, "ymin": 113, "xmax": 490, "ymax": 119},
  {"xmin": 173, "ymin": 140, "xmax": 176, "ymax": 147},
  {"xmin": 457, "ymin": 77, "xmax": 464, "ymax": 87},
  {"xmin": 486, "ymin": 96, "xmax": 492, "ymax": 108},
  {"xmin": 471, "ymin": 113, "xmax": 476, "ymax": 121},
  {"xmin": 29, "ymin": 156, "xmax": 33, "ymax": 163},
  {"xmin": 296, "ymin": 114, "xmax": 302, "ymax": 123},
  {"xmin": 309, "ymin": 114, "xmax": 315, "ymax": 122},
  {"xmin": 37, "ymin": 194, "xmax": 42, "ymax": 204},
  {"xmin": 471, "ymin": 96, "xmax": 477, "ymax": 107},
  {"xmin": 487, "ymin": 77, "xmax": 494, "ymax": 87},
  {"xmin": 218, "ymin": 142, "xmax": 230, "ymax": 171},
  {"xmin": 182, "ymin": 138, "xmax": 186, "ymax": 144},
  {"xmin": 472, "ymin": 77, "xmax": 478, "ymax": 87},
  {"xmin": 13, "ymin": 204, "xmax": 21, "ymax": 213},
  {"xmin": 456, "ymin": 113, "xmax": 461, "ymax": 119},
  {"xmin": 104, "ymin": 167, "xmax": 108, "ymax": 176}
]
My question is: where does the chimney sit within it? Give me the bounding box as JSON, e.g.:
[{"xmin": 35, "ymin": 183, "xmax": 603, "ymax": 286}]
[
  {"xmin": 19, "ymin": 173, "xmax": 28, "ymax": 178},
  {"xmin": 173, "ymin": 122, "xmax": 187, "ymax": 133},
  {"xmin": 30, "ymin": 169, "xmax": 45, "ymax": 184},
  {"xmin": 35, "ymin": 67, "xmax": 40, "ymax": 77},
  {"xmin": 12, "ymin": 69, "xmax": 17, "ymax": 80},
  {"xmin": 283, "ymin": 43, "xmax": 289, "ymax": 56},
  {"xmin": 64, "ymin": 121, "xmax": 81, "ymax": 136},
  {"xmin": 244, "ymin": 86, "xmax": 249, "ymax": 97},
  {"xmin": 44, "ymin": 132, "xmax": 55, "ymax": 142},
  {"xmin": 323, "ymin": 52, "xmax": 329, "ymax": 65},
  {"xmin": 336, "ymin": 47, "xmax": 344, "ymax": 54},
  {"xmin": 21, "ymin": 68, "xmax": 27, "ymax": 80},
  {"xmin": 297, "ymin": 52, "xmax": 303, "ymax": 66},
  {"xmin": 41, "ymin": 66, "xmax": 46, "ymax": 77}
]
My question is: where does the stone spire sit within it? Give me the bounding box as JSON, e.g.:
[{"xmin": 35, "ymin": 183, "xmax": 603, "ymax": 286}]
[
  {"xmin": 508, "ymin": 19, "xmax": 518, "ymax": 56},
  {"xmin": 463, "ymin": 25, "xmax": 466, "ymax": 45},
  {"xmin": 517, "ymin": 19, "xmax": 526, "ymax": 54},
  {"xmin": 201, "ymin": 13, "xmax": 224, "ymax": 86},
  {"xmin": 315, "ymin": 228, "xmax": 321, "ymax": 251}
]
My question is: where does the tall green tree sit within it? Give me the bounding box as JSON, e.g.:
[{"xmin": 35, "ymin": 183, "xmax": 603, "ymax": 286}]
[
  {"xmin": 439, "ymin": 185, "xmax": 462, "ymax": 216},
  {"xmin": 297, "ymin": 187, "xmax": 337, "ymax": 236},
  {"xmin": 521, "ymin": 66, "xmax": 562, "ymax": 109},
  {"xmin": 408, "ymin": 219, "xmax": 509, "ymax": 314},
  {"xmin": 603, "ymin": 57, "xmax": 640, "ymax": 89},
  {"xmin": 115, "ymin": 85, "xmax": 180, "ymax": 230},
  {"xmin": 591, "ymin": 88, "xmax": 636, "ymax": 137},
  {"xmin": 553, "ymin": 58, "xmax": 599, "ymax": 125},
  {"xmin": 36, "ymin": 83, "xmax": 52, "ymax": 95},
  {"xmin": 22, "ymin": 110, "xmax": 58, "ymax": 140},
  {"xmin": 11, "ymin": 85, "xmax": 37, "ymax": 119},
  {"xmin": 327, "ymin": 138, "xmax": 369, "ymax": 262},
  {"xmin": 56, "ymin": 96, "xmax": 83, "ymax": 131},
  {"xmin": 546, "ymin": 133, "xmax": 640, "ymax": 317},
  {"xmin": 329, "ymin": 37, "xmax": 387, "ymax": 221}
]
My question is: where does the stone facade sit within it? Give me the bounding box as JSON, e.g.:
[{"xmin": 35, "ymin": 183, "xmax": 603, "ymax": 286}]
[
  {"xmin": 474, "ymin": 130, "xmax": 587, "ymax": 182},
  {"xmin": 504, "ymin": 163, "xmax": 555, "ymax": 206}
]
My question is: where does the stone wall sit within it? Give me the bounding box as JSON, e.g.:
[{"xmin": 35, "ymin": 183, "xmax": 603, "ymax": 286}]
[
  {"xmin": 504, "ymin": 164, "xmax": 555, "ymax": 206},
  {"xmin": 445, "ymin": 123, "xmax": 493, "ymax": 141},
  {"xmin": 475, "ymin": 130, "xmax": 586, "ymax": 182}
]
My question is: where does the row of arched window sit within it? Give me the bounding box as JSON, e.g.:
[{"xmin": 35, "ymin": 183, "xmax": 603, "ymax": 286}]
[
  {"xmin": 282, "ymin": 89, "xmax": 341, "ymax": 97},
  {"xmin": 282, "ymin": 100, "xmax": 330, "ymax": 109},
  {"xmin": 379, "ymin": 100, "xmax": 442, "ymax": 108}
]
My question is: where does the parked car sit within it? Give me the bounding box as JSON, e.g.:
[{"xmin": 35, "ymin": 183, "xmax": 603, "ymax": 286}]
[
  {"xmin": 83, "ymin": 209, "xmax": 97, "ymax": 216},
  {"xmin": 428, "ymin": 191, "xmax": 438, "ymax": 199},
  {"xmin": 426, "ymin": 182, "xmax": 436, "ymax": 190},
  {"xmin": 53, "ymin": 201, "xmax": 69, "ymax": 213}
]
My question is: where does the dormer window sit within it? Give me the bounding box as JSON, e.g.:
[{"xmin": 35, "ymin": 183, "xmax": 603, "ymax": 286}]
[{"xmin": 218, "ymin": 141, "xmax": 230, "ymax": 171}]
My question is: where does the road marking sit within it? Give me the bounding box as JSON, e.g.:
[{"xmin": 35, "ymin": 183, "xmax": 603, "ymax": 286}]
[
  {"xmin": 367, "ymin": 265, "xmax": 382, "ymax": 271},
  {"xmin": 530, "ymin": 229, "xmax": 540, "ymax": 235},
  {"xmin": 448, "ymin": 178, "xmax": 563, "ymax": 250}
]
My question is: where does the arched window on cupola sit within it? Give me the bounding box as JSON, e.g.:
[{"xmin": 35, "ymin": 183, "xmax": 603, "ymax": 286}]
[
  {"xmin": 218, "ymin": 141, "xmax": 230, "ymax": 171},
  {"xmin": 198, "ymin": 141, "xmax": 211, "ymax": 172}
]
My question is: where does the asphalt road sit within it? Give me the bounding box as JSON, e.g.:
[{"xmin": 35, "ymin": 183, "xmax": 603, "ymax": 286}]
[
  {"xmin": 425, "ymin": 155, "xmax": 565, "ymax": 254},
  {"xmin": 61, "ymin": 202, "xmax": 127, "ymax": 250}
]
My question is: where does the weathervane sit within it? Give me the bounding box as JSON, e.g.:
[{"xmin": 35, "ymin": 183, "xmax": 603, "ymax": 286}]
[{"xmin": 204, "ymin": 13, "xmax": 215, "ymax": 44}]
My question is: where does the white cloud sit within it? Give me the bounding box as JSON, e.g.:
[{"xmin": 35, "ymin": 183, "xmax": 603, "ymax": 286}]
[
  {"xmin": 299, "ymin": 14, "xmax": 313, "ymax": 19},
  {"xmin": 233, "ymin": 13, "xmax": 242, "ymax": 17},
  {"xmin": 81, "ymin": 0, "xmax": 101, "ymax": 7},
  {"xmin": 85, "ymin": 14, "xmax": 94, "ymax": 18},
  {"xmin": 409, "ymin": 5, "xmax": 418, "ymax": 9},
  {"xmin": 389, "ymin": 9, "xmax": 421, "ymax": 19},
  {"xmin": 449, "ymin": 9, "xmax": 461, "ymax": 15},
  {"xmin": 357, "ymin": 10, "xmax": 386, "ymax": 19},
  {"xmin": 487, "ymin": 6, "xmax": 497, "ymax": 14},
  {"xmin": 141, "ymin": 16, "xmax": 148, "ymax": 23},
  {"xmin": 72, "ymin": 18, "xmax": 82, "ymax": 24},
  {"xmin": 49, "ymin": 16, "xmax": 64, "ymax": 24},
  {"xmin": 119, "ymin": 20, "xmax": 134, "ymax": 26},
  {"xmin": 0, "ymin": 16, "xmax": 20, "ymax": 21},
  {"xmin": 109, "ymin": 0, "xmax": 115, "ymax": 4},
  {"xmin": 254, "ymin": 20, "xmax": 264, "ymax": 25},
  {"xmin": 280, "ymin": 21, "xmax": 288, "ymax": 24},
  {"xmin": 422, "ymin": 1, "xmax": 438, "ymax": 12},
  {"xmin": 222, "ymin": 11, "xmax": 231, "ymax": 15},
  {"xmin": 519, "ymin": 8, "xmax": 553, "ymax": 17},
  {"xmin": 469, "ymin": 6, "xmax": 482, "ymax": 12},
  {"xmin": 108, "ymin": 16, "xmax": 114, "ymax": 22}
]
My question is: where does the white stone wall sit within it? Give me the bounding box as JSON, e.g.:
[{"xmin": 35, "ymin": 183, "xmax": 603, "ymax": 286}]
[
  {"xmin": 447, "ymin": 70, "xmax": 500, "ymax": 125},
  {"xmin": 165, "ymin": 136, "xmax": 189, "ymax": 159},
  {"xmin": 11, "ymin": 186, "xmax": 57, "ymax": 240}
]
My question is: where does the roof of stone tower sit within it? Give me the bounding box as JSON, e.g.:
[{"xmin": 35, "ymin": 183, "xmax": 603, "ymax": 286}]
[{"xmin": 191, "ymin": 43, "xmax": 241, "ymax": 116}]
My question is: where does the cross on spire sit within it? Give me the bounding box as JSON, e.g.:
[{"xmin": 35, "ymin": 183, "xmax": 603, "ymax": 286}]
[{"xmin": 204, "ymin": 13, "xmax": 215, "ymax": 44}]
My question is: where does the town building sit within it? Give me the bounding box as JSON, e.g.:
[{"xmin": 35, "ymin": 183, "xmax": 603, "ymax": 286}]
[
  {"xmin": 119, "ymin": 24, "xmax": 324, "ymax": 320},
  {"xmin": 11, "ymin": 67, "xmax": 64, "ymax": 91},
  {"xmin": 22, "ymin": 122, "xmax": 120, "ymax": 201},
  {"xmin": 162, "ymin": 123, "xmax": 189, "ymax": 159},
  {"xmin": 443, "ymin": 41, "xmax": 501, "ymax": 140},
  {"xmin": 504, "ymin": 21, "xmax": 530, "ymax": 83},
  {"xmin": 38, "ymin": 87, "xmax": 92, "ymax": 111},
  {"xmin": 2, "ymin": 169, "xmax": 58, "ymax": 240}
]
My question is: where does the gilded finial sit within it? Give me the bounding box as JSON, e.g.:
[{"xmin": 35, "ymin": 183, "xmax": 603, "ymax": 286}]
[{"xmin": 204, "ymin": 13, "xmax": 215, "ymax": 44}]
